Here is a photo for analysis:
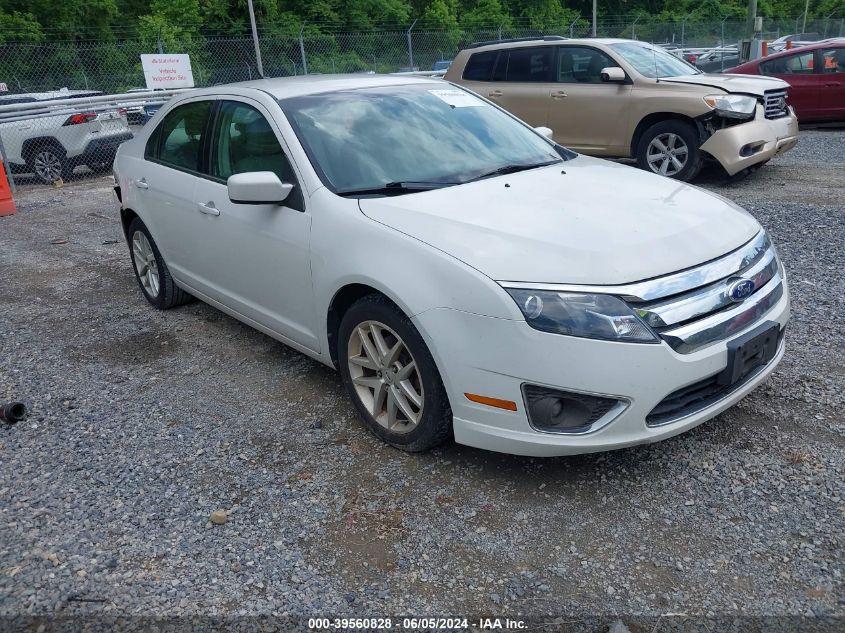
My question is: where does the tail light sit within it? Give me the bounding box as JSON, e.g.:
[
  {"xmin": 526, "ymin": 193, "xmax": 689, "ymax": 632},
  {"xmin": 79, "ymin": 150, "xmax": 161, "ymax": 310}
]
[
  {"xmin": 118, "ymin": 107, "xmax": 128, "ymax": 116},
  {"xmin": 63, "ymin": 111, "xmax": 97, "ymax": 126}
]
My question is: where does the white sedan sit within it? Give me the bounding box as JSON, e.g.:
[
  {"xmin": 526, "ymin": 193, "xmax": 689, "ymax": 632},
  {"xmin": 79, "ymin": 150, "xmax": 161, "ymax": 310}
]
[{"xmin": 113, "ymin": 75, "xmax": 789, "ymax": 456}]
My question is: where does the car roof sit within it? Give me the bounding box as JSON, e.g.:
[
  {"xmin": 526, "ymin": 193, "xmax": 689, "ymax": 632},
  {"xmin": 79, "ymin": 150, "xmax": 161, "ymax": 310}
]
[
  {"xmin": 0, "ymin": 89, "xmax": 102, "ymax": 101},
  {"xmin": 187, "ymin": 74, "xmax": 443, "ymax": 100},
  {"xmin": 462, "ymin": 37, "xmax": 634, "ymax": 53},
  {"xmin": 754, "ymin": 38, "xmax": 844, "ymax": 62}
]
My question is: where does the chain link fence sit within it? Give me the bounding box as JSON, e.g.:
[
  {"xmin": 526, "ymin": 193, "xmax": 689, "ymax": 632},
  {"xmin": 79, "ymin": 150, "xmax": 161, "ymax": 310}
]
[{"xmin": 0, "ymin": 16, "xmax": 842, "ymax": 187}]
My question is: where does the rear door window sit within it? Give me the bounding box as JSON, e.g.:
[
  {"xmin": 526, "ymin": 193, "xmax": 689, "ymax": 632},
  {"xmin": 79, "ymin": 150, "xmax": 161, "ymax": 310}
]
[
  {"xmin": 463, "ymin": 51, "xmax": 499, "ymax": 81},
  {"xmin": 760, "ymin": 51, "xmax": 814, "ymax": 75},
  {"xmin": 499, "ymin": 47, "xmax": 554, "ymax": 82},
  {"xmin": 147, "ymin": 100, "xmax": 212, "ymax": 173},
  {"xmin": 821, "ymin": 47, "xmax": 845, "ymax": 73}
]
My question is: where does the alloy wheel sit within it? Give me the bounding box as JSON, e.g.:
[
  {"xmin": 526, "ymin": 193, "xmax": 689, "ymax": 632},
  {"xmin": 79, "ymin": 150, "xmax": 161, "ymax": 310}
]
[
  {"xmin": 131, "ymin": 231, "xmax": 160, "ymax": 298},
  {"xmin": 646, "ymin": 133, "xmax": 689, "ymax": 177},
  {"xmin": 347, "ymin": 320, "xmax": 424, "ymax": 434},
  {"xmin": 33, "ymin": 150, "xmax": 63, "ymax": 182}
]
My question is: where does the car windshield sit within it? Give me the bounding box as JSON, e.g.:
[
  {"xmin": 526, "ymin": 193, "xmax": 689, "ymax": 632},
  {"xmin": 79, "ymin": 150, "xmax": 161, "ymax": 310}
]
[
  {"xmin": 279, "ymin": 83, "xmax": 563, "ymax": 195},
  {"xmin": 610, "ymin": 42, "xmax": 702, "ymax": 78}
]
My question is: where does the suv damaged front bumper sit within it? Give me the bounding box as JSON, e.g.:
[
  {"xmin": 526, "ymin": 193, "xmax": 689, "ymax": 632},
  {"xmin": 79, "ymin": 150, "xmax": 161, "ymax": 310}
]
[{"xmin": 700, "ymin": 104, "xmax": 798, "ymax": 176}]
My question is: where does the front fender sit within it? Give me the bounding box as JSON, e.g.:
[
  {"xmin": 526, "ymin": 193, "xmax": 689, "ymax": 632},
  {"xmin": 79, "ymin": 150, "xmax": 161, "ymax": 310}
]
[{"xmin": 309, "ymin": 188, "xmax": 522, "ymax": 363}]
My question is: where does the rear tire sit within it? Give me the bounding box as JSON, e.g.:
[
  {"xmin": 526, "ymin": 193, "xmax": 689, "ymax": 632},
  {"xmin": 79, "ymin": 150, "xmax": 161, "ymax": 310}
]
[
  {"xmin": 338, "ymin": 294, "xmax": 452, "ymax": 452},
  {"xmin": 28, "ymin": 143, "xmax": 73, "ymax": 184},
  {"xmin": 127, "ymin": 217, "xmax": 193, "ymax": 309},
  {"xmin": 636, "ymin": 120, "xmax": 703, "ymax": 182}
]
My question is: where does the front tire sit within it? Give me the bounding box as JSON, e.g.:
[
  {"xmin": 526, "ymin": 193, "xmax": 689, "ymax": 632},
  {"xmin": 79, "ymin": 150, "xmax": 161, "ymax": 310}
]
[
  {"xmin": 636, "ymin": 120, "xmax": 703, "ymax": 182},
  {"xmin": 127, "ymin": 218, "xmax": 192, "ymax": 309},
  {"xmin": 338, "ymin": 295, "xmax": 452, "ymax": 452}
]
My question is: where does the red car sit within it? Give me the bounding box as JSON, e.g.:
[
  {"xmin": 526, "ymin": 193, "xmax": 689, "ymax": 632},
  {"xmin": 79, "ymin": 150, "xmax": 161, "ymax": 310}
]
[{"xmin": 726, "ymin": 39, "xmax": 845, "ymax": 122}]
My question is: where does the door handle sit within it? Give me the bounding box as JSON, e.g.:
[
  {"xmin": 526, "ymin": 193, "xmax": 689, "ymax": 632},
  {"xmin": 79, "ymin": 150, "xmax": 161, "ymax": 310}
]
[
  {"xmin": 197, "ymin": 201, "xmax": 220, "ymax": 216},
  {"xmin": 488, "ymin": 90, "xmax": 503, "ymax": 98},
  {"xmin": 825, "ymin": 82, "xmax": 841, "ymax": 87},
  {"xmin": 133, "ymin": 178, "xmax": 148, "ymax": 189},
  {"xmin": 551, "ymin": 91, "xmax": 568, "ymax": 99}
]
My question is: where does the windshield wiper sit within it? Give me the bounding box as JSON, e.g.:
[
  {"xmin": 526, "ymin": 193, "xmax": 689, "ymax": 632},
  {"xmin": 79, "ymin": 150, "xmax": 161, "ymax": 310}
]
[
  {"xmin": 462, "ymin": 159, "xmax": 562, "ymax": 184},
  {"xmin": 336, "ymin": 181, "xmax": 457, "ymax": 197}
]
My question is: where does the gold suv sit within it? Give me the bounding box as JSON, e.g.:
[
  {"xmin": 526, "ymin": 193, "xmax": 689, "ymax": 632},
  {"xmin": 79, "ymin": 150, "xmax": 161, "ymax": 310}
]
[{"xmin": 445, "ymin": 37, "xmax": 799, "ymax": 181}]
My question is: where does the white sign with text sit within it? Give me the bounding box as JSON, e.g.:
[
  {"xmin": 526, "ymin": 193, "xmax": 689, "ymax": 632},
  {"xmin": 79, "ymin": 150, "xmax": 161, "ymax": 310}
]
[{"xmin": 141, "ymin": 54, "xmax": 194, "ymax": 89}]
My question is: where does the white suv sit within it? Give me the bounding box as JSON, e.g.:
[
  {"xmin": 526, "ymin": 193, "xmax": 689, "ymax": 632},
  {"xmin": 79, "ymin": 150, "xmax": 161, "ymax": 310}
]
[
  {"xmin": 0, "ymin": 90, "xmax": 133, "ymax": 183},
  {"xmin": 113, "ymin": 76, "xmax": 789, "ymax": 456}
]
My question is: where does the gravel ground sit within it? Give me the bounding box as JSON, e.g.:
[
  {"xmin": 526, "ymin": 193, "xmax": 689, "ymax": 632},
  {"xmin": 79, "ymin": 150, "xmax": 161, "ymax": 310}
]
[{"xmin": 1, "ymin": 129, "xmax": 843, "ymax": 632}]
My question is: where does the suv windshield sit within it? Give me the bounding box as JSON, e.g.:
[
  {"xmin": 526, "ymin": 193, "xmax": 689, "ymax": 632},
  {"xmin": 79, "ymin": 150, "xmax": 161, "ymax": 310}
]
[
  {"xmin": 279, "ymin": 83, "xmax": 562, "ymax": 195},
  {"xmin": 610, "ymin": 42, "xmax": 702, "ymax": 78}
]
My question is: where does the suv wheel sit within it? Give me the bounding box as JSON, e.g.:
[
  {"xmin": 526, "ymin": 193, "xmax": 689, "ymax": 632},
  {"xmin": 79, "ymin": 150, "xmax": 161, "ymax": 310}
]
[
  {"xmin": 338, "ymin": 295, "xmax": 452, "ymax": 452},
  {"xmin": 636, "ymin": 120, "xmax": 703, "ymax": 182},
  {"xmin": 127, "ymin": 217, "xmax": 193, "ymax": 309},
  {"xmin": 29, "ymin": 144, "xmax": 72, "ymax": 184}
]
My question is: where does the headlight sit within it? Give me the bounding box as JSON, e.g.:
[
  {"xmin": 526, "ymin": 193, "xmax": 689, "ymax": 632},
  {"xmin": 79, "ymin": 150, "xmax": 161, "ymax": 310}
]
[
  {"xmin": 703, "ymin": 94, "xmax": 757, "ymax": 119},
  {"xmin": 505, "ymin": 290, "xmax": 658, "ymax": 343}
]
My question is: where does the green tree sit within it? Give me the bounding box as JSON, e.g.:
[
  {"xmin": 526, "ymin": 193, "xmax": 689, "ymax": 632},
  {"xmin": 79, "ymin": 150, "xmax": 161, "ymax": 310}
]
[
  {"xmin": 0, "ymin": 10, "xmax": 42, "ymax": 43},
  {"xmin": 512, "ymin": 0, "xmax": 570, "ymax": 30},
  {"xmin": 460, "ymin": 0, "xmax": 512, "ymax": 29},
  {"xmin": 138, "ymin": 0, "xmax": 202, "ymax": 48},
  {"xmin": 341, "ymin": 0, "xmax": 413, "ymax": 29},
  {"xmin": 422, "ymin": 0, "xmax": 460, "ymax": 30},
  {"xmin": 1, "ymin": 0, "xmax": 117, "ymax": 40}
]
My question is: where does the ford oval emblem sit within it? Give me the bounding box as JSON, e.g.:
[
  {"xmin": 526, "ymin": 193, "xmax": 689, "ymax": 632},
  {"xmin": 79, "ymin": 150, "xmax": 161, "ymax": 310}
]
[{"xmin": 727, "ymin": 278, "xmax": 756, "ymax": 302}]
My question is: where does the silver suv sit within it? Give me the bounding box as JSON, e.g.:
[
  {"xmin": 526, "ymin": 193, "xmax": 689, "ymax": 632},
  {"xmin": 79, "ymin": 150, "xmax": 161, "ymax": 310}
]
[{"xmin": 0, "ymin": 90, "xmax": 133, "ymax": 183}]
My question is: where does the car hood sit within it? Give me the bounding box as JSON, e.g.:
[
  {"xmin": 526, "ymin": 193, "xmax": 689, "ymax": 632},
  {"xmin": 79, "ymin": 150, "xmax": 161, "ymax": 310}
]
[
  {"xmin": 657, "ymin": 73, "xmax": 789, "ymax": 96},
  {"xmin": 358, "ymin": 156, "xmax": 760, "ymax": 285}
]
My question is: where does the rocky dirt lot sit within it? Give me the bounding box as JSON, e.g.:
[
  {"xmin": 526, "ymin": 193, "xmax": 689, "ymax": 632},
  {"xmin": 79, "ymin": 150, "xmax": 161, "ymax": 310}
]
[{"xmin": 1, "ymin": 129, "xmax": 843, "ymax": 632}]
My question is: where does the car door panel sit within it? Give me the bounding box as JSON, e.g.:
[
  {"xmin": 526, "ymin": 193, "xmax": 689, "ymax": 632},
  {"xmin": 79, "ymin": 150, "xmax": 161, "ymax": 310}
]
[
  {"xmin": 137, "ymin": 98, "xmax": 212, "ymax": 284},
  {"xmin": 782, "ymin": 73, "xmax": 821, "ymax": 121},
  {"xmin": 190, "ymin": 98, "xmax": 318, "ymax": 351},
  {"xmin": 138, "ymin": 161, "xmax": 199, "ymax": 281},
  {"xmin": 490, "ymin": 83, "xmax": 554, "ymax": 127},
  {"xmin": 547, "ymin": 83, "xmax": 632, "ymax": 153},
  {"xmin": 818, "ymin": 47, "xmax": 845, "ymax": 121},
  {"xmin": 467, "ymin": 46, "xmax": 556, "ymax": 128},
  {"xmin": 819, "ymin": 71, "xmax": 845, "ymax": 120},
  {"xmin": 547, "ymin": 46, "xmax": 633, "ymax": 154}
]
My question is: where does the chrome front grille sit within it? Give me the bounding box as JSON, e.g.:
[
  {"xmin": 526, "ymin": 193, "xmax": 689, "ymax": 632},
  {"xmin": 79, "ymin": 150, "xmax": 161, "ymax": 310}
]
[
  {"xmin": 498, "ymin": 231, "xmax": 786, "ymax": 355},
  {"xmin": 624, "ymin": 231, "xmax": 784, "ymax": 353},
  {"xmin": 763, "ymin": 88, "xmax": 789, "ymax": 119},
  {"xmin": 634, "ymin": 248, "xmax": 778, "ymax": 329}
]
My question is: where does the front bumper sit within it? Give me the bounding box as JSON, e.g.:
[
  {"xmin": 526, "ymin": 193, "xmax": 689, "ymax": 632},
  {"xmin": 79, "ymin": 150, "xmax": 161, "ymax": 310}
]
[
  {"xmin": 413, "ymin": 283, "xmax": 789, "ymax": 457},
  {"xmin": 700, "ymin": 105, "xmax": 798, "ymax": 176}
]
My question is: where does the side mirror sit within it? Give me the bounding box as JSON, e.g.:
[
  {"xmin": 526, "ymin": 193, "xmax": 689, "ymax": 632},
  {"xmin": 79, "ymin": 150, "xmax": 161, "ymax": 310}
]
[
  {"xmin": 227, "ymin": 172, "xmax": 293, "ymax": 205},
  {"xmin": 534, "ymin": 126, "xmax": 554, "ymax": 139},
  {"xmin": 600, "ymin": 67, "xmax": 626, "ymax": 82}
]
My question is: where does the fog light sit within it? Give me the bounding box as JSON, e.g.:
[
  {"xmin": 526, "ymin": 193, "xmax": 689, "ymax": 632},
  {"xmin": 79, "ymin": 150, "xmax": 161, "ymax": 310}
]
[
  {"xmin": 740, "ymin": 142, "xmax": 764, "ymax": 157},
  {"xmin": 523, "ymin": 385, "xmax": 620, "ymax": 434}
]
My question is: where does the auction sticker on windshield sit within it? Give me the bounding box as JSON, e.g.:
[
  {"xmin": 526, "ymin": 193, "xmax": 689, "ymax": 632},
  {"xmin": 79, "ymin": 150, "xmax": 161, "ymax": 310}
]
[{"xmin": 428, "ymin": 89, "xmax": 486, "ymax": 107}]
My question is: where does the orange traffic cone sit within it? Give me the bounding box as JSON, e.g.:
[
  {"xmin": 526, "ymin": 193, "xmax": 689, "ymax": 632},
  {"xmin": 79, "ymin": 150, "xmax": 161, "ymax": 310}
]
[{"xmin": 0, "ymin": 159, "xmax": 16, "ymax": 217}]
